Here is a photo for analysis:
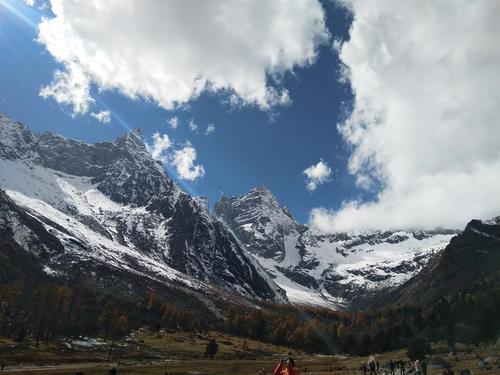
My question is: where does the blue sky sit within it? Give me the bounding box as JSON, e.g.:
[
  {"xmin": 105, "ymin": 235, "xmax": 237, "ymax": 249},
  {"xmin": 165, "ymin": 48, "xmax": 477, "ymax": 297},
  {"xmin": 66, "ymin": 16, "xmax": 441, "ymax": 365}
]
[
  {"xmin": 0, "ymin": 0, "xmax": 371, "ymax": 223},
  {"xmin": 1, "ymin": 0, "xmax": 498, "ymax": 231}
]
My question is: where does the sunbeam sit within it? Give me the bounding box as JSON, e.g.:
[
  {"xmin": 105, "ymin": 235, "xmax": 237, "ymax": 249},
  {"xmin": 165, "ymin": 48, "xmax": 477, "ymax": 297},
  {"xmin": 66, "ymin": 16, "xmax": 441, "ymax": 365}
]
[
  {"xmin": 0, "ymin": 0, "xmax": 39, "ymax": 30},
  {"xmin": 95, "ymin": 98, "xmax": 202, "ymax": 197}
]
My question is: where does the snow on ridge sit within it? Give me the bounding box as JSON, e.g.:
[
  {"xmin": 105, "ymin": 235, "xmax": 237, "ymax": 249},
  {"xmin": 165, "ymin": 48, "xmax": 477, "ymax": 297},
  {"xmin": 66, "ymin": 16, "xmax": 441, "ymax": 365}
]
[
  {"xmin": 0, "ymin": 158, "xmax": 197, "ymax": 289},
  {"xmin": 0, "ymin": 116, "xmax": 288, "ymax": 303},
  {"xmin": 216, "ymin": 185, "xmax": 458, "ymax": 309},
  {"xmin": 8, "ymin": 187, "xmax": 200, "ymax": 289}
]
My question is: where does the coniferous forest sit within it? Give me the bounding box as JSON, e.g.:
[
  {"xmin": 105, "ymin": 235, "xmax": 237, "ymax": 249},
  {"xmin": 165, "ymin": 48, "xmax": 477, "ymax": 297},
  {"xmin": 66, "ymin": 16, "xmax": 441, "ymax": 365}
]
[{"xmin": 1, "ymin": 274, "xmax": 499, "ymax": 356}]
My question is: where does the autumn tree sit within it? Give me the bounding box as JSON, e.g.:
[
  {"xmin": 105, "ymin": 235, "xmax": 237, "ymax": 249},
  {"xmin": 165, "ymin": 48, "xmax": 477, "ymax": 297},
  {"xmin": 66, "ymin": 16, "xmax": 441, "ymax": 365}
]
[
  {"xmin": 241, "ymin": 339, "xmax": 249, "ymax": 351},
  {"xmin": 107, "ymin": 311, "xmax": 129, "ymax": 361},
  {"xmin": 147, "ymin": 289, "xmax": 163, "ymax": 332},
  {"xmin": 0, "ymin": 282, "xmax": 22, "ymax": 337},
  {"xmin": 337, "ymin": 322, "xmax": 346, "ymax": 338},
  {"xmin": 246, "ymin": 310, "xmax": 267, "ymax": 340}
]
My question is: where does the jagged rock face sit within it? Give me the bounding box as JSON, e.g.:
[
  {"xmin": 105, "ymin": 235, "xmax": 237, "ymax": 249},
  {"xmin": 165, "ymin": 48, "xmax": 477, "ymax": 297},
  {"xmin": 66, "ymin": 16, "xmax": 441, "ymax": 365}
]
[
  {"xmin": 0, "ymin": 113, "xmax": 285, "ymax": 303},
  {"xmin": 214, "ymin": 187, "xmax": 307, "ymax": 260},
  {"xmin": 37, "ymin": 129, "xmax": 180, "ymax": 209},
  {"xmin": 215, "ymin": 188, "xmax": 458, "ymax": 309},
  {"xmin": 0, "ymin": 189, "xmax": 64, "ymax": 260},
  {"xmin": 378, "ymin": 217, "xmax": 500, "ymax": 309}
]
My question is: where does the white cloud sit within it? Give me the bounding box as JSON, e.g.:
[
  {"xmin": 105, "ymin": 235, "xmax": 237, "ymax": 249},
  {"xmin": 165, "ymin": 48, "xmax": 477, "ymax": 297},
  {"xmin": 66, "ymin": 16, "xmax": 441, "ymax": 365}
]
[
  {"xmin": 170, "ymin": 146, "xmax": 205, "ymax": 181},
  {"xmin": 37, "ymin": 0, "xmax": 329, "ymax": 115},
  {"xmin": 188, "ymin": 119, "xmax": 198, "ymax": 133},
  {"xmin": 90, "ymin": 110, "xmax": 111, "ymax": 124},
  {"xmin": 303, "ymin": 160, "xmax": 331, "ymax": 191},
  {"xmin": 148, "ymin": 133, "xmax": 204, "ymax": 182},
  {"xmin": 39, "ymin": 64, "xmax": 93, "ymax": 115},
  {"xmin": 150, "ymin": 132, "xmax": 172, "ymax": 160},
  {"xmin": 311, "ymin": 0, "xmax": 500, "ymax": 232},
  {"xmin": 168, "ymin": 117, "xmax": 179, "ymax": 129},
  {"xmin": 205, "ymin": 123, "xmax": 215, "ymax": 135}
]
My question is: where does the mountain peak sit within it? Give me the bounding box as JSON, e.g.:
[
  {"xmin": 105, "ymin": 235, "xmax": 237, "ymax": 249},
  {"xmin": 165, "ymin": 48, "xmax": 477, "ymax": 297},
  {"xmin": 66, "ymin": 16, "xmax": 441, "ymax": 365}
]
[
  {"xmin": 115, "ymin": 128, "xmax": 146, "ymax": 153},
  {"xmin": 251, "ymin": 186, "xmax": 272, "ymax": 195},
  {"xmin": 129, "ymin": 127, "xmax": 142, "ymax": 137},
  {"xmin": 0, "ymin": 114, "xmax": 39, "ymax": 161},
  {"xmin": 214, "ymin": 186, "xmax": 304, "ymax": 259}
]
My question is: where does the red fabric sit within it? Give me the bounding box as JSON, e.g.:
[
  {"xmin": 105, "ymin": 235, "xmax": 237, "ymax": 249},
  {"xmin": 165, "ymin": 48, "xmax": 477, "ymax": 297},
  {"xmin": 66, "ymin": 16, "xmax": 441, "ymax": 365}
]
[{"xmin": 274, "ymin": 362, "xmax": 300, "ymax": 375}]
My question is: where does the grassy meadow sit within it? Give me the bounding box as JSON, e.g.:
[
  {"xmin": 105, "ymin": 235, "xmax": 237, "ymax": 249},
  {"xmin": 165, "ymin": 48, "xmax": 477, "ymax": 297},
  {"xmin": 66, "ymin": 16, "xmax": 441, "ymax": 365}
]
[{"xmin": 0, "ymin": 329, "xmax": 499, "ymax": 374}]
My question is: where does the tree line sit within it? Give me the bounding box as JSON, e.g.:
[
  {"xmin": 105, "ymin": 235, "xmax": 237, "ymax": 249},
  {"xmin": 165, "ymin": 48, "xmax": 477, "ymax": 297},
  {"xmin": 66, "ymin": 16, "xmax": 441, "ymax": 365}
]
[{"xmin": 0, "ymin": 274, "xmax": 498, "ymax": 355}]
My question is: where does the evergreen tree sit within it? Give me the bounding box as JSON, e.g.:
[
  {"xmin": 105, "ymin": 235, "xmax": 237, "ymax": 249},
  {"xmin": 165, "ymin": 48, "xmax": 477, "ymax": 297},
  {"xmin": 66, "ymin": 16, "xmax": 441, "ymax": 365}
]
[
  {"xmin": 359, "ymin": 333, "xmax": 372, "ymax": 355},
  {"xmin": 204, "ymin": 339, "xmax": 219, "ymax": 359},
  {"xmin": 407, "ymin": 338, "xmax": 431, "ymax": 361}
]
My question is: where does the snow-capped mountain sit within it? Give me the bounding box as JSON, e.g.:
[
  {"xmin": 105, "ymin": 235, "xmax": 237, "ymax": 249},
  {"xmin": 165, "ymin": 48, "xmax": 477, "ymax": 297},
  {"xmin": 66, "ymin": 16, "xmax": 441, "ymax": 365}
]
[
  {"xmin": 380, "ymin": 216, "xmax": 500, "ymax": 308},
  {"xmin": 214, "ymin": 188, "xmax": 458, "ymax": 309},
  {"xmin": 0, "ymin": 113, "xmax": 285, "ymax": 304},
  {"xmin": 215, "ymin": 187, "xmax": 307, "ymax": 260}
]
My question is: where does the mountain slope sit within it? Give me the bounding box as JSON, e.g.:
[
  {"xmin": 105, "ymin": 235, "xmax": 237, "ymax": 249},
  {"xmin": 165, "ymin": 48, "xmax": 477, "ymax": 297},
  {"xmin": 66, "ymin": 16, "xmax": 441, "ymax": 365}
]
[
  {"xmin": 215, "ymin": 188, "xmax": 457, "ymax": 309},
  {"xmin": 377, "ymin": 217, "xmax": 500, "ymax": 308},
  {"xmin": 0, "ymin": 113, "xmax": 286, "ymax": 304}
]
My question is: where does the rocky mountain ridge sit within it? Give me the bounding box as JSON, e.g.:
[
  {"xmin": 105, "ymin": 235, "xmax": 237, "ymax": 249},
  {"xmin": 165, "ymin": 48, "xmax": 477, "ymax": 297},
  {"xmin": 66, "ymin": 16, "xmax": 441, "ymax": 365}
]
[
  {"xmin": 0, "ymin": 113, "xmax": 286, "ymax": 306},
  {"xmin": 2, "ymin": 112, "xmax": 493, "ymax": 312},
  {"xmin": 376, "ymin": 216, "xmax": 500, "ymax": 308},
  {"xmin": 215, "ymin": 188, "xmax": 458, "ymax": 309}
]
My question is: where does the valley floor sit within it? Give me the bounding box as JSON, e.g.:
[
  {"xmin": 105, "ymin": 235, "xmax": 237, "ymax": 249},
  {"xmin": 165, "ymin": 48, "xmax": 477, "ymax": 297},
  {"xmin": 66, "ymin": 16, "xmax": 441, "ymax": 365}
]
[
  {"xmin": 0, "ymin": 331, "xmax": 499, "ymax": 375},
  {"xmin": 0, "ymin": 354, "xmax": 498, "ymax": 375}
]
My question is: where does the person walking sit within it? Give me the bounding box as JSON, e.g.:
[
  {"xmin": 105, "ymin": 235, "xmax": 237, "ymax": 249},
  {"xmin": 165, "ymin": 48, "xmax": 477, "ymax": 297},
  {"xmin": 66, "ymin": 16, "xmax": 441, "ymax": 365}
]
[
  {"xmin": 389, "ymin": 360, "xmax": 396, "ymax": 375},
  {"xmin": 369, "ymin": 360, "xmax": 377, "ymax": 375},
  {"xmin": 274, "ymin": 357, "xmax": 299, "ymax": 375},
  {"xmin": 360, "ymin": 362, "xmax": 368, "ymax": 375},
  {"xmin": 399, "ymin": 361, "xmax": 405, "ymax": 375},
  {"xmin": 415, "ymin": 360, "xmax": 422, "ymax": 375}
]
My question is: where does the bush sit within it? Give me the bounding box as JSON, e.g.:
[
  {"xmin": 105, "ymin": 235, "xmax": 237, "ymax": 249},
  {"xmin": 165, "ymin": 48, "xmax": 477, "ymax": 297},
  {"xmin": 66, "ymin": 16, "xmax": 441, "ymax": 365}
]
[{"xmin": 407, "ymin": 338, "xmax": 432, "ymax": 360}]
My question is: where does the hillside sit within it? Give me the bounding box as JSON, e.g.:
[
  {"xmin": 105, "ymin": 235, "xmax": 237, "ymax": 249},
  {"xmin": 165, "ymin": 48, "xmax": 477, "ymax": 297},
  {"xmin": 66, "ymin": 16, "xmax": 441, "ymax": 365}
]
[{"xmin": 377, "ymin": 217, "xmax": 500, "ymax": 308}]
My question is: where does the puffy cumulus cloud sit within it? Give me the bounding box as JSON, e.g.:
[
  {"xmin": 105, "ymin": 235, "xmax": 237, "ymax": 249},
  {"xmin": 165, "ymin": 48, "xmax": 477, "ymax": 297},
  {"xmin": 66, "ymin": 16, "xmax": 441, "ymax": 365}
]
[
  {"xmin": 37, "ymin": 0, "xmax": 329, "ymax": 115},
  {"xmin": 148, "ymin": 133, "xmax": 205, "ymax": 182},
  {"xmin": 90, "ymin": 110, "xmax": 111, "ymax": 124},
  {"xmin": 170, "ymin": 146, "xmax": 205, "ymax": 181},
  {"xmin": 303, "ymin": 160, "xmax": 332, "ymax": 191},
  {"xmin": 188, "ymin": 119, "xmax": 198, "ymax": 133},
  {"xmin": 168, "ymin": 117, "xmax": 179, "ymax": 130},
  {"xmin": 311, "ymin": 0, "xmax": 500, "ymax": 232},
  {"xmin": 39, "ymin": 64, "xmax": 93, "ymax": 114},
  {"xmin": 205, "ymin": 123, "xmax": 215, "ymax": 135},
  {"xmin": 150, "ymin": 132, "xmax": 172, "ymax": 160}
]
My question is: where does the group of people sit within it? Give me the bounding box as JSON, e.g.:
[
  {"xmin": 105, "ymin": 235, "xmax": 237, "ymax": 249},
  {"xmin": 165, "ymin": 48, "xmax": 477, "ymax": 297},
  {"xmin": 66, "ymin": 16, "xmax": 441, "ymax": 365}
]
[
  {"xmin": 360, "ymin": 358, "xmax": 428, "ymax": 375},
  {"xmin": 360, "ymin": 360, "xmax": 380, "ymax": 375}
]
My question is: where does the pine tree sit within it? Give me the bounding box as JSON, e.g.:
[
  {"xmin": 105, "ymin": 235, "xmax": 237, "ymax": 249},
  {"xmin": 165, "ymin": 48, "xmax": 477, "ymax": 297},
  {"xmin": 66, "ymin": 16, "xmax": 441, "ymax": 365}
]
[
  {"xmin": 360, "ymin": 333, "xmax": 372, "ymax": 355},
  {"xmin": 204, "ymin": 339, "xmax": 219, "ymax": 359}
]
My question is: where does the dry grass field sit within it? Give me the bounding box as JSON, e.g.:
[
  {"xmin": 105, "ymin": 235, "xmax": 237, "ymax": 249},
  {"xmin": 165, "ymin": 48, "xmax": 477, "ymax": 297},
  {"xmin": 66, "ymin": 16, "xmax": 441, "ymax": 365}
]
[{"xmin": 0, "ymin": 330, "xmax": 498, "ymax": 375}]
